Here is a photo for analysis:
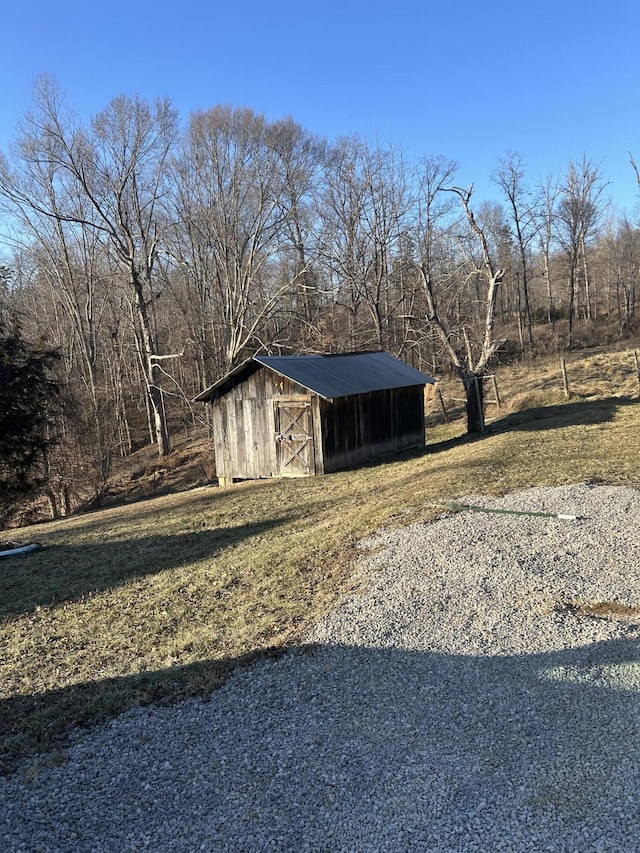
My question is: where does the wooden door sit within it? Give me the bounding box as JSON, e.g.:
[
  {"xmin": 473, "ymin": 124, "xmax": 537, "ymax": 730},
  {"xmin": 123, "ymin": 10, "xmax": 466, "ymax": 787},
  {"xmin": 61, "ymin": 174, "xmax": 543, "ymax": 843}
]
[{"xmin": 275, "ymin": 401, "xmax": 315, "ymax": 476}]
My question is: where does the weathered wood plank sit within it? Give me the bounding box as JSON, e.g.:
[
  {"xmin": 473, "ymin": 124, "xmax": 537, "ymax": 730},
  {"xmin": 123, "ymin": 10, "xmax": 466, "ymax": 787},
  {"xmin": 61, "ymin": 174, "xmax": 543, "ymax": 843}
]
[
  {"xmin": 229, "ymin": 396, "xmax": 241, "ymax": 477},
  {"xmin": 211, "ymin": 402, "xmax": 227, "ymax": 482},
  {"xmin": 265, "ymin": 398, "xmax": 277, "ymax": 476},
  {"xmin": 234, "ymin": 399, "xmax": 246, "ymax": 478},
  {"xmin": 312, "ymin": 396, "xmax": 324, "ymax": 475},
  {"xmin": 249, "ymin": 397, "xmax": 262, "ymax": 478}
]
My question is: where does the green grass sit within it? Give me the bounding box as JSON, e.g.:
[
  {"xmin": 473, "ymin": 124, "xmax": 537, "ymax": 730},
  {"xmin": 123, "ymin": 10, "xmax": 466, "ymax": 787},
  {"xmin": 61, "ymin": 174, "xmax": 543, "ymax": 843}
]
[{"xmin": 2, "ymin": 347, "xmax": 640, "ymax": 772}]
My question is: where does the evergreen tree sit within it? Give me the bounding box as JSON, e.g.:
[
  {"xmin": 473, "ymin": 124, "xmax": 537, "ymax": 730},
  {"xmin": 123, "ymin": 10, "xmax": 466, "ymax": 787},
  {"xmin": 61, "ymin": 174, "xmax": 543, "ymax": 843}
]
[{"xmin": 0, "ymin": 296, "xmax": 62, "ymax": 519}]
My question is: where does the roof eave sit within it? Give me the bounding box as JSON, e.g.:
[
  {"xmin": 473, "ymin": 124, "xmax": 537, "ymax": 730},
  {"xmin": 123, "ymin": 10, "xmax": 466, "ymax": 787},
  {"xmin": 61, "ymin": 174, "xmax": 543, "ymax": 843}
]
[
  {"xmin": 192, "ymin": 359, "xmax": 256, "ymax": 403},
  {"xmin": 195, "ymin": 353, "xmax": 436, "ymax": 403}
]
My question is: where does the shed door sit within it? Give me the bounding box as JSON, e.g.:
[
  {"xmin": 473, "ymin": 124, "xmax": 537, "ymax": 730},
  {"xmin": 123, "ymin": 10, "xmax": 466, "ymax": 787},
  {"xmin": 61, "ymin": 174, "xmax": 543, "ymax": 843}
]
[{"xmin": 275, "ymin": 401, "xmax": 315, "ymax": 476}]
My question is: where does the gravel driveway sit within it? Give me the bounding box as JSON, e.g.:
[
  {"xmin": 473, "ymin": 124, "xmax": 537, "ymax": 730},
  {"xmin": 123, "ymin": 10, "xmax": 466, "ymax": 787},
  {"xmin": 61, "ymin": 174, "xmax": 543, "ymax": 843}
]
[{"xmin": 2, "ymin": 483, "xmax": 640, "ymax": 852}]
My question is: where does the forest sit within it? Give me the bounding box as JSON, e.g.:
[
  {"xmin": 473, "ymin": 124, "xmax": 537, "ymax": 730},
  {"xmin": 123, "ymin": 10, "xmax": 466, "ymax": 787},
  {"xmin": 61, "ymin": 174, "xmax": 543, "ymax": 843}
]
[{"xmin": 1, "ymin": 77, "xmax": 639, "ymax": 523}]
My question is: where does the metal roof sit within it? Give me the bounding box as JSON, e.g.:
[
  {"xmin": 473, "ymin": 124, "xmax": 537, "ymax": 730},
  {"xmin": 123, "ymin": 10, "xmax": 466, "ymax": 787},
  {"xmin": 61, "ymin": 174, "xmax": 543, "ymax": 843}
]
[{"xmin": 195, "ymin": 351, "xmax": 435, "ymax": 402}]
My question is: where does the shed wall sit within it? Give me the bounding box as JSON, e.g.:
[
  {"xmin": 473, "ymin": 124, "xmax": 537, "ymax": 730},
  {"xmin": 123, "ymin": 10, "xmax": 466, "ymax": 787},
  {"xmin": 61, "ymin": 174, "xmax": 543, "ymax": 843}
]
[
  {"xmin": 320, "ymin": 385, "xmax": 425, "ymax": 474},
  {"xmin": 211, "ymin": 367, "xmax": 426, "ymax": 482},
  {"xmin": 212, "ymin": 367, "xmax": 312, "ymax": 482}
]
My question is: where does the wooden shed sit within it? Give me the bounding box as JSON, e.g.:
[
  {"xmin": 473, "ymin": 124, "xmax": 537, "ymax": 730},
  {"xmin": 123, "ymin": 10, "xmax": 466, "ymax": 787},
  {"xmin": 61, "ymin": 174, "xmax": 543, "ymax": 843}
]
[{"xmin": 195, "ymin": 351, "xmax": 435, "ymax": 484}]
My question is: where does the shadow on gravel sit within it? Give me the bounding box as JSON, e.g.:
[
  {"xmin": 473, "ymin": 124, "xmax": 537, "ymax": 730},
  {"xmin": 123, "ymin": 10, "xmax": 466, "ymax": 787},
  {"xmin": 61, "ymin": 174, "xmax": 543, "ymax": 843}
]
[
  {"xmin": 0, "ymin": 644, "xmax": 298, "ymax": 775},
  {"xmin": 0, "ymin": 516, "xmax": 292, "ymax": 618},
  {"xmin": 3, "ymin": 634, "xmax": 640, "ymax": 853}
]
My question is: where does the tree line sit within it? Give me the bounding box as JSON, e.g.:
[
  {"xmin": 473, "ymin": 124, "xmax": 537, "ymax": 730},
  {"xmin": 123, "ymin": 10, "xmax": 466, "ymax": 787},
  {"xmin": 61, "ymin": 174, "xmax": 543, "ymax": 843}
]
[{"xmin": 0, "ymin": 76, "xmax": 639, "ymax": 519}]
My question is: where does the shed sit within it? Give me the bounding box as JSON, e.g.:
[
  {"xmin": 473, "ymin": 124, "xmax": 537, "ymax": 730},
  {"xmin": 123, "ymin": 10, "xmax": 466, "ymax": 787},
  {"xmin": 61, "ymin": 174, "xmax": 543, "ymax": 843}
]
[{"xmin": 195, "ymin": 351, "xmax": 435, "ymax": 484}]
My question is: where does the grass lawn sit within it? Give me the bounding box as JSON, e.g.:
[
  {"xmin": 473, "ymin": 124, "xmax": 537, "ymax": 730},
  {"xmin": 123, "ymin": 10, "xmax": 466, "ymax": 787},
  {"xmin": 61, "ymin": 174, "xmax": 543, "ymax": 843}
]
[{"xmin": 2, "ymin": 347, "xmax": 640, "ymax": 772}]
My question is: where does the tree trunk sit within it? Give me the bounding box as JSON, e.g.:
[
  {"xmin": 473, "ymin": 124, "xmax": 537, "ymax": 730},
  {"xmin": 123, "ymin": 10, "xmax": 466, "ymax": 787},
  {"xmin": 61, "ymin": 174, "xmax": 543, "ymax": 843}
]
[
  {"xmin": 521, "ymin": 268, "xmax": 534, "ymax": 349},
  {"xmin": 131, "ymin": 268, "xmax": 171, "ymax": 456},
  {"xmin": 581, "ymin": 237, "xmax": 592, "ymax": 321},
  {"xmin": 461, "ymin": 371, "xmax": 486, "ymax": 434},
  {"xmin": 568, "ymin": 268, "xmax": 576, "ymax": 349}
]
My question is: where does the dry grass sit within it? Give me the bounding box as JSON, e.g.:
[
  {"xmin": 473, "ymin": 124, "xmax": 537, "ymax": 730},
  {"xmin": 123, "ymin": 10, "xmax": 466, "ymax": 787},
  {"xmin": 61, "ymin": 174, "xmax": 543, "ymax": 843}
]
[
  {"xmin": 561, "ymin": 600, "xmax": 640, "ymax": 622},
  {"xmin": 2, "ymin": 346, "xmax": 640, "ymax": 772}
]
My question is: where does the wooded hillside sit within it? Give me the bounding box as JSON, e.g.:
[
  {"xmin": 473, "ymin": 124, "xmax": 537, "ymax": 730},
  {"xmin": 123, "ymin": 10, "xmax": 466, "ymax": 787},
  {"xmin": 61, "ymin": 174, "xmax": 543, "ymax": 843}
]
[{"xmin": 1, "ymin": 79, "xmax": 639, "ymax": 523}]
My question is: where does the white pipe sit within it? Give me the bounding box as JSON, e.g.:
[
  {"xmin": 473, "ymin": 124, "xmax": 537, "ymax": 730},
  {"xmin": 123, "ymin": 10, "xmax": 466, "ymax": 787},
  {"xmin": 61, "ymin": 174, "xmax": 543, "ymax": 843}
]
[{"xmin": 0, "ymin": 543, "xmax": 41, "ymax": 558}]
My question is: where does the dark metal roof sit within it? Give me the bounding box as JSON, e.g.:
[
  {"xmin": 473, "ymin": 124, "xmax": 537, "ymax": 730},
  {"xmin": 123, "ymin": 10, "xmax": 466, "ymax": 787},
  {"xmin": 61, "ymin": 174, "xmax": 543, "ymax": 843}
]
[{"xmin": 195, "ymin": 351, "xmax": 435, "ymax": 402}]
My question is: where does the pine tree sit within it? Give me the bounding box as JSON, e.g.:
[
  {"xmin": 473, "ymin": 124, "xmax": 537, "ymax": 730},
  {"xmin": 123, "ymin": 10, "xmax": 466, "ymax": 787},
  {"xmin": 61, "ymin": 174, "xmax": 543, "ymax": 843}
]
[{"xmin": 0, "ymin": 305, "xmax": 62, "ymax": 519}]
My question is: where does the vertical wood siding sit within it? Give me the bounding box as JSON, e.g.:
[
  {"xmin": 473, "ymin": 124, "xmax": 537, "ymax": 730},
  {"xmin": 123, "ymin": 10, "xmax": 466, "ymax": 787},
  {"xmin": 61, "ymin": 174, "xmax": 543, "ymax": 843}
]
[
  {"xmin": 212, "ymin": 367, "xmax": 425, "ymax": 481},
  {"xmin": 320, "ymin": 385, "xmax": 425, "ymax": 474},
  {"xmin": 212, "ymin": 367, "xmax": 279, "ymax": 480}
]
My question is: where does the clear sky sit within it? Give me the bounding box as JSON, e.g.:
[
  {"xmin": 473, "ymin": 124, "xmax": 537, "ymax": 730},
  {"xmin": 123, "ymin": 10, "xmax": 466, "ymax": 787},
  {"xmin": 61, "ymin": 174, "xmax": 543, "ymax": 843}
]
[{"xmin": 1, "ymin": 0, "xmax": 640, "ymax": 214}]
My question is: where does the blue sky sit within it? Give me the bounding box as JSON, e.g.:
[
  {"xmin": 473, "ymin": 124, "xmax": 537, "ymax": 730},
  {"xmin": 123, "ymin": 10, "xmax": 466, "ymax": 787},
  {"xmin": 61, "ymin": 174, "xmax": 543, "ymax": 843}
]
[{"xmin": 1, "ymin": 0, "xmax": 640, "ymax": 213}]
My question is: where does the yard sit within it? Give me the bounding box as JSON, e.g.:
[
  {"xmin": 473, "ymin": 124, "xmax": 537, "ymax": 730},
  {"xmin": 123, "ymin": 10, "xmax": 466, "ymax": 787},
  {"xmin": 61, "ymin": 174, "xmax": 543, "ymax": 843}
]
[{"xmin": 2, "ymin": 347, "xmax": 640, "ymax": 773}]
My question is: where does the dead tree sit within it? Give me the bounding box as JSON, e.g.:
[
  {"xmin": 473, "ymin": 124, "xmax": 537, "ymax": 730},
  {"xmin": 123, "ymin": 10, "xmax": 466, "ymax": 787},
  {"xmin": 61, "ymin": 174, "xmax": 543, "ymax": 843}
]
[{"xmin": 419, "ymin": 184, "xmax": 505, "ymax": 434}]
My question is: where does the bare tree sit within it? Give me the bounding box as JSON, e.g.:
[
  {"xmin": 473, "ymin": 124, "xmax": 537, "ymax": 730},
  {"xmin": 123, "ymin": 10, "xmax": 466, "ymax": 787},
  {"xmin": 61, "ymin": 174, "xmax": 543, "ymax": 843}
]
[
  {"xmin": 555, "ymin": 157, "xmax": 607, "ymax": 346},
  {"xmin": 533, "ymin": 173, "xmax": 561, "ymax": 326},
  {"xmin": 417, "ymin": 181, "xmax": 505, "ymax": 434},
  {"xmin": 597, "ymin": 214, "xmax": 640, "ymax": 335},
  {"xmin": 0, "ymin": 77, "xmax": 177, "ymax": 455},
  {"xmin": 476, "ymin": 202, "xmax": 514, "ymax": 323},
  {"xmin": 492, "ymin": 151, "xmax": 537, "ymax": 348},
  {"xmin": 0, "ymin": 166, "xmax": 121, "ymax": 490},
  {"xmin": 318, "ymin": 136, "xmax": 411, "ymax": 351},
  {"xmin": 266, "ymin": 117, "xmax": 326, "ymax": 345},
  {"xmin": 168, "ymin": 106, "xmax": 306, "ymax": 376},
  {"xmin": 410, "ymin": 155, "xmax": 459, "ymax": 363}
]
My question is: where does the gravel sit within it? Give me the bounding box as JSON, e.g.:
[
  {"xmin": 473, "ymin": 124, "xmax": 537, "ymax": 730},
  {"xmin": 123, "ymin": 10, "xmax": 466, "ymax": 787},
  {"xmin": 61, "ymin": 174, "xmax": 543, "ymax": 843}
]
[{"xmin": 3, "ymin": 483, "xmax": 640, "ymax": 852}]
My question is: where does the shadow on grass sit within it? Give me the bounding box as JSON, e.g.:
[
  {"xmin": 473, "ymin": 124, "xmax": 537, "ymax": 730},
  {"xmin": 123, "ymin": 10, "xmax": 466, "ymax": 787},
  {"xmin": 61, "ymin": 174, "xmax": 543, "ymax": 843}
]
[
  {"xmin": 2, "ymin": 635, "xmax": 640, "ymax": 849},
  {"xmin": 44, "ymin": 482, "xmax": 251, "ymax": 537},
  {"xmin": 323, "ymin": 430, "xmax": 474, "ymax": 479},
  {"xmin": 0, "ymin": 517, "xmax": 292, "ymax": 618},
  {"xmin": 488, "ymin": 395, "xmax": 637, "ymax": 434}
]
